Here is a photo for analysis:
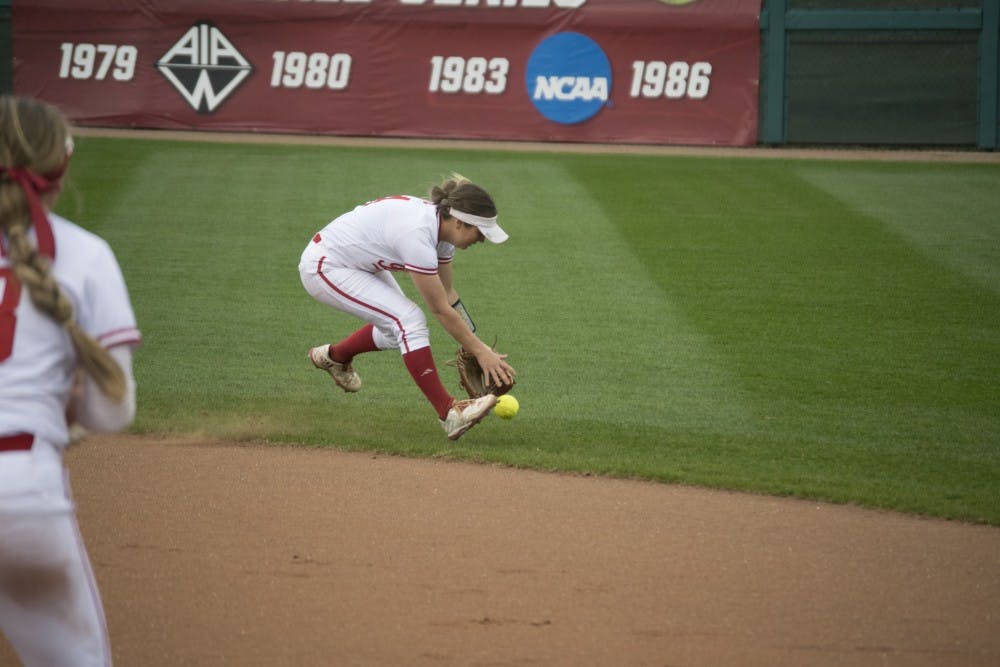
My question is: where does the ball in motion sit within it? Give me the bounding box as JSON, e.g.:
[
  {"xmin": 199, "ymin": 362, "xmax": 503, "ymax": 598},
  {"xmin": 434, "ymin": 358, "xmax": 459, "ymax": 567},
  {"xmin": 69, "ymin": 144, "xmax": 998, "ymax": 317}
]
[{"xmin": 494, "ymin": 394, "xmax": 519, "ymax": 420}]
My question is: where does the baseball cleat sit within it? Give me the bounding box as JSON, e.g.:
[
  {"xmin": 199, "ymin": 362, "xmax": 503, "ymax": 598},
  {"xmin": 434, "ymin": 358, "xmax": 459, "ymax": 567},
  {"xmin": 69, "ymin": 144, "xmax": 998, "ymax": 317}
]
[
  {"xmin": 308, "ymin": 345, "xmax": 361, "ymax": 392},
  {"xmin": 440, "ymin": 394, "xmax": 497, "ymax": 440}
]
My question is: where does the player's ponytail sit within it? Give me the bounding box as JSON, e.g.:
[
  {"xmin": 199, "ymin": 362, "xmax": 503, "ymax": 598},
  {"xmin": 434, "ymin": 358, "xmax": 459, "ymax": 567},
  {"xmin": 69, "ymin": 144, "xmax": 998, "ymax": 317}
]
[
  {"xmin": 0, "ymin": 95, "xmax": 126, "ymax": 402},
  {"xmin": 431, "ymin": 173, "xmax": 497, "ymax": 221}
]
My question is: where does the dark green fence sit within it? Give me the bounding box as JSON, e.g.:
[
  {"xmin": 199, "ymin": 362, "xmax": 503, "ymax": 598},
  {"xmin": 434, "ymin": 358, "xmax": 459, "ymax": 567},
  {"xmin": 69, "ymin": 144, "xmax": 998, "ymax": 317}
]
[
  {"xmin": 761, "ymin": 0, "xmax": 1000, "ymax": 148},
  {"xmin": 2, "ymin": 0, "xmax": 997, "ymax": 149}
]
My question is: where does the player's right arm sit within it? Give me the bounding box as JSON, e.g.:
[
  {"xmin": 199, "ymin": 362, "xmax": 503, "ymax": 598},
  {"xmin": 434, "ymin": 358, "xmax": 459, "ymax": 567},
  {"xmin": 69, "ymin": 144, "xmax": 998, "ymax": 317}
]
[
  {"xmin": 438, "ymin": 260, "xmax": 476, "ymax": 332},
  {"xmin": 409, "ymin": 271, "xmax": 513, "ymax": 387},
  {"xmin": 69, "ymin": 228, "xmax": 141, "ymax": 433},
  {"xmin": 438, "ymin": 261, "xmax": 458, "ymax": 304},
  {"xmin": 72, "ymin": 345, "xmax": 136, "ymax": 433}
]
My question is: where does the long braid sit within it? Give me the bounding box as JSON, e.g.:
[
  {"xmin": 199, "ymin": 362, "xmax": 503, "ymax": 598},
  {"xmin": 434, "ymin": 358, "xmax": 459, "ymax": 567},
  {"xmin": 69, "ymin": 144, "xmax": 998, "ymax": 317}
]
[{"xmin": 0, "ymin": 95, "xmax": 126, "ymax": 401}]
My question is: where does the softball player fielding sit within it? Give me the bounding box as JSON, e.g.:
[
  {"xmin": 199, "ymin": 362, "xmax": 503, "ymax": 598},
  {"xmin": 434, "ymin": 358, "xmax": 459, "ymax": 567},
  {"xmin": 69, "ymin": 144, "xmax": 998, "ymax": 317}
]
[
  {"xmin": 299, "ymin": 175, "xmax": 515, "ymax": 440},
  {"xmin": 0, "ymin": 96, "xmax": 142, "ymax": 666}
]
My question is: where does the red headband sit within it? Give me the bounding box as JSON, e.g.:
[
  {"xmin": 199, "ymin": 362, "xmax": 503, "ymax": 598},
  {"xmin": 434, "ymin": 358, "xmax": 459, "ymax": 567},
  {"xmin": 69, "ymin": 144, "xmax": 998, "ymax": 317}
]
[{"xmin": 0, "ymin": 161, "xmax": 65, "ymax": 260}]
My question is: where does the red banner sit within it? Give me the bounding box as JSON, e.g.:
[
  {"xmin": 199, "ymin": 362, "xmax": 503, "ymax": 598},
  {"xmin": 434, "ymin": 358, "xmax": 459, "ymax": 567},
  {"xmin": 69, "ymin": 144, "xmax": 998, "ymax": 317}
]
[{"xmin": 13, "ymin": 0, "xmax": 761, "ymax": 146}]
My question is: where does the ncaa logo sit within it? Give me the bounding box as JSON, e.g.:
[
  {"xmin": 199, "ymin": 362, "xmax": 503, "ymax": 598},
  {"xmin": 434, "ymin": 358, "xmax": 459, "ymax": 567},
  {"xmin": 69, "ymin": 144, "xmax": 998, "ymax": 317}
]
[
  {"xmin": 525, "ymin": 32, "xmax": 611, "ymax": 125},
  {"xmin": 157, "ymin": 22, "xmax": 253, "ymax": 114}
]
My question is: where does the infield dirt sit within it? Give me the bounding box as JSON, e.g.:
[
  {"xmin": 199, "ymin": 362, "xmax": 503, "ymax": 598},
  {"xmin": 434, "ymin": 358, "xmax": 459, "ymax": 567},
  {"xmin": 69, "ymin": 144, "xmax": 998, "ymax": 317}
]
[{"xmin": 2, "ymin": 434, "xmax": 997, "ymax": 666}]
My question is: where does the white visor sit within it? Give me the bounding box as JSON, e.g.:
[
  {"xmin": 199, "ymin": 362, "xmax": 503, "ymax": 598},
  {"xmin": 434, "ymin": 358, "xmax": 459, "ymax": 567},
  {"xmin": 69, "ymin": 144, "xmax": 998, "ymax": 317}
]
[{"xmin": 449, "ymin": 208, "xmax": 508, "ymax": 244}]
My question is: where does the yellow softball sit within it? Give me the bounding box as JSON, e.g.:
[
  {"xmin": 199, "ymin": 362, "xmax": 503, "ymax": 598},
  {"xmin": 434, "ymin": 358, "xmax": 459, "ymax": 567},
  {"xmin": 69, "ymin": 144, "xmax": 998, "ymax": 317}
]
[{"xmin": 494, "ymin": 394, "xmax": 519, "ymax": 420}]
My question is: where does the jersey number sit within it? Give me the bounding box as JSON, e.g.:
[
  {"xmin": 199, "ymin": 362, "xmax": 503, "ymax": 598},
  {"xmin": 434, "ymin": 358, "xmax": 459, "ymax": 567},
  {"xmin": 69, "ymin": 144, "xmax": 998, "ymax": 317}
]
[{"xmin": 0, "ymin": 268, "xmax": 23, "ymax": 361}]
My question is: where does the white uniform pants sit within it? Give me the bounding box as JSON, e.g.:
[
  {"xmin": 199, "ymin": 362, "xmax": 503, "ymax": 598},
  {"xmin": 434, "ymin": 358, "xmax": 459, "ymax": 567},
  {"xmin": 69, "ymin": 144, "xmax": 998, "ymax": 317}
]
[
  {"xmin": 0, "ymin": 441, "xmax": 111, "ymax": 667},
  {"xmin": 299, "ymin": 254, "xmax": 432, "ymax": 354}
]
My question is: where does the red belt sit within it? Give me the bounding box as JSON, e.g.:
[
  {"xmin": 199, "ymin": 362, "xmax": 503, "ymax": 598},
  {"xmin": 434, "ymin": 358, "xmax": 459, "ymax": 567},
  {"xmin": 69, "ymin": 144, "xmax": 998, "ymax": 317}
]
[{"xmin": 0, "ymin": 433, "xmax": 34, "ymax": 452}]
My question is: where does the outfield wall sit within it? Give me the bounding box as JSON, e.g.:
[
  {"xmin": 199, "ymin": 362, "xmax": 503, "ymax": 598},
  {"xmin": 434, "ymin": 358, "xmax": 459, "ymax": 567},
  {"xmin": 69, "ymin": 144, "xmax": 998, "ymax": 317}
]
[
  {"xmin": 8, "ymin": 0, "xmax": 760, "ymax": 147},
  {"xmin": 759, "ymin": 0, "xmax": 999, "ymax": 149},
  {"xmin": 3, "ymin": 0, "xmax": 999, "ymax": 148}
]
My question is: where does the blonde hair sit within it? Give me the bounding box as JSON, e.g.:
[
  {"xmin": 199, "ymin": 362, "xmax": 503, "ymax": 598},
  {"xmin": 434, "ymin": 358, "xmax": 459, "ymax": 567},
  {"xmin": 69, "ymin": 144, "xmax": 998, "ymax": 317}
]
[
  {"xmin": 0, "ymin": 95, "xmax": 126, "ymax": 401},
  {"xmin": 430, "ymin": 172, "xmax": 497, "ymax": 221}
]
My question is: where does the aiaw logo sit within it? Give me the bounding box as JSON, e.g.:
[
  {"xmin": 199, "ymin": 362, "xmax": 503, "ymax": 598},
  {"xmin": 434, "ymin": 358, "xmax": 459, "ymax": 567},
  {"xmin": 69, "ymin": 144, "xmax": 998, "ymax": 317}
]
[
  {"xmin": 157, "ymin": 22, "xmax": 253, "ymax": 114},
  {"xmin": 525, "ymin": 32, "xmax": 611, "ymax": 125}
]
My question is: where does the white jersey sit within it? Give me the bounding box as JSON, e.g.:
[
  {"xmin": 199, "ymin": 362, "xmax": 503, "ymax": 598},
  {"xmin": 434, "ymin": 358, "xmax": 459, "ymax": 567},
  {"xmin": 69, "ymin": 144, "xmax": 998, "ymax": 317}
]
[
  {"xmin": 0, "ymin": 212, "xmax": 141, "ymax": 449},
  {"xmin": 306, "ymin": 195, "xmax": 454, "ymax": 274}
]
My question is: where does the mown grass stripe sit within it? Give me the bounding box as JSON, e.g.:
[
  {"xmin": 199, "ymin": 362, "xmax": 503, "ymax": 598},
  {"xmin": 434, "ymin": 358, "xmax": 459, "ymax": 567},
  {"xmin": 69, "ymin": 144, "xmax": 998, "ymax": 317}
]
[{"xmin": 55, "ymin": 138, "xmax": 1000, "ymax": 524}]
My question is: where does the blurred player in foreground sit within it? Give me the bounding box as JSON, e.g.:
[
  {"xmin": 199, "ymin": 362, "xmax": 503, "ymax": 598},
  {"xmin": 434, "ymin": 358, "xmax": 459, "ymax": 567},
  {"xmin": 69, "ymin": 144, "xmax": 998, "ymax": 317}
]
[
  {"xmin": 0, "ymin": 95, "xmax": 141, "ymax": 666},
  {"xmin": 299, "ymin": 175, "xmax": 515, "ymax": 440}
]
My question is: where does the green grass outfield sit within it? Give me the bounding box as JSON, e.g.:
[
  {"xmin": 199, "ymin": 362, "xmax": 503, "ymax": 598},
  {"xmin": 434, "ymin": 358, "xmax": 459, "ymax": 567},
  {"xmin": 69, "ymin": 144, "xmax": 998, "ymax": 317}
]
[{"xmin": 56, "ymin": 136, "xmax": 1000, "ymax": 525}]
